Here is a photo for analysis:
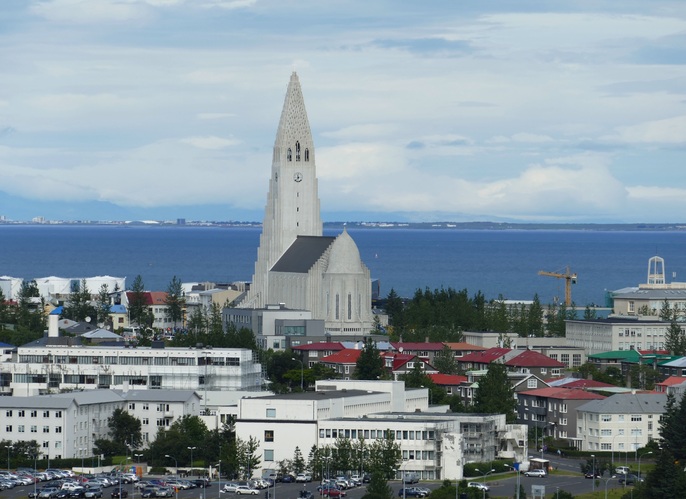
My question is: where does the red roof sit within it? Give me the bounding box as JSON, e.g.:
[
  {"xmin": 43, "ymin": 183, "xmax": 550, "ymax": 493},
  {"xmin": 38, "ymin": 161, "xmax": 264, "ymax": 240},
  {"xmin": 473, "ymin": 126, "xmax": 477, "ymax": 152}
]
[
  {"xmin": 126, "ymin": 291, "xmax": 168, "ymax": 306},
  {"xmin": 519, "ymin": 387, "xmax": 606, "ymax": 400},
  {"xmin": 656, "ymin": 376, "xmax": 686, "ymax": 387},
  {"xmin": 292, "ymin": 342, "xmax": 345, "ymax": 351},
  {"xmin": 548, "ymin": 378, "xmax": 616, "ymax": 389},
  {"xmin": 391, "ymin": 342, "xmax": 446, "ymax": 352},
  {"xmin": 459, "ymin": 347, "xmax": 511, "ymax": 364},
  {"xmin": 638, "ymin": 349, "xmax": 670, "ymax": 355},
  {"xmin": 505, "ymin": 350, "xmax": 565, "ymax": 368},
  {"xmin": 381, "ymin": 352, "xmax": 417, "ymax": 370},
  {"xmin": 428, "ymin": 373, "xmax": 468, "ymax": 386},
  {"xmin": 321, "ymin": 349, "xmax": 362, "ymax": 364}
]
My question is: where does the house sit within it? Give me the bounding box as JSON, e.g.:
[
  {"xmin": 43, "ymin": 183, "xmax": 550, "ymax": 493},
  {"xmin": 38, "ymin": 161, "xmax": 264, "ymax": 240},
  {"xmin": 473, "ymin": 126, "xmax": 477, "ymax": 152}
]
[
  {"xmin": 566, "ymin": 318, "xmax": 669, "ymax": 355},
  {"xmin": 320, "ymin": 349, "xmax": 362, "ymax": 379},
  {"xmin": 658, "ymin": 356, "xmax": 686, "ymax": 379},
  {"xmin": 504, "ymin": 350, "xmax": 566, "ymax": 379},
  {"xmin": 456, "ymin": 370, "xmax": 549, "ymax": 407},
  {"xmin": 442, "ymin": 342, "xmax": 487, "ymax": 359},
  {"xmin": 576, "ymin": 392, "xmax": 667, "ymax": 452},
  {"xmin": 123, "ymin": 291, "xmax": 173, "ymax": 330},
  {"xmin": 455, "ymin": 348, "xmax": 513, "ymax": 371},
  {"xmin": 427, "ymin": 374, "xmax": 468, "ymax": 396},
  {"xmin": 382, "ymin": 352, "xmax": 439, "ymax": 380},
  {"xmin": 390, "ymin": 342, "xmax": 447, "ymax": 365},
  {"xmin": 517, "ymin": 387, "xmax": 606, "ymax": 444},
  {"xmin": 654, "ymin": 375, "xmax": 686, "ymax": 396},
  {"xmin": 292, "ymin": 342, "xmax": 346, "ymax": 367}
]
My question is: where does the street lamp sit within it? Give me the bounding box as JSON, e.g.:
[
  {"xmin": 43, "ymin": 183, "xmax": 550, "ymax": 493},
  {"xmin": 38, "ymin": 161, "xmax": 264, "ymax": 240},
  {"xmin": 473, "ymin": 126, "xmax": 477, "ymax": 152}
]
[
  {"xmin": 118, "ymin": 457, "xmax": 131, "ymax": 499},
  {"xmin": 79, "ymin": 448, "xmax": 85, "ymax": 476},
  {"xmin": 165, "ymin": 455, "xmax": 179, "ymax": 499},
  {"xmin": 505, "ymin": 464, "xmax": 520, "ymax": 499},
  {"xmin": 604, "ymin": 475, "xmax": 617, "ymax": 499},
  {"xmin": 188, "ymin": 446, "xmax": 197, "ymax": 477},
  {"xmin": 474, "ymin": 468, "xmax": 495, "ymax": 499},
  {"xmin": 638, "ymin": 450, "xmax": 653, "ymax": 481},
  {"xmin": 291, "ymin": 357, "xmax": 304, "ymax": 391},
  {"xmin": 27, "ymin": 452, "xmax": 37, "ymax": 498},
  {"xmin": 591, "ymin": 455, "xmax": 596, "ymax": 493},
  {"xmin": 216, "ymin": 461, "xmax": 221, "ymax": 499}
]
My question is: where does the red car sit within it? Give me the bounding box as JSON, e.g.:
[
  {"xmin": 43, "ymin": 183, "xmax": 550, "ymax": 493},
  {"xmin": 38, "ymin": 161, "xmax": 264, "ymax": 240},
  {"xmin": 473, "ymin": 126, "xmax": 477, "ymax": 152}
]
[{"xmin": 323, "ymin": 489, "xmax": 346, "ymax": 498}]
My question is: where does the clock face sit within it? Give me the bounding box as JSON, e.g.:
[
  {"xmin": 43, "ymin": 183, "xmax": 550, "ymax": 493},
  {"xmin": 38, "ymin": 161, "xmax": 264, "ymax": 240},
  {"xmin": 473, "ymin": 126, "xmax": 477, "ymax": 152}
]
[{"xmin": 293, "ymin": 172, "xmax": 303, "ymax": 182}]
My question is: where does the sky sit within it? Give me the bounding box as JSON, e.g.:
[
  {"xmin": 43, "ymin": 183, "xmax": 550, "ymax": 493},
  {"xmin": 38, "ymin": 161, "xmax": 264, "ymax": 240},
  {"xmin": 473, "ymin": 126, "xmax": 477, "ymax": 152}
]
[{"xmin": 1, "ymin": 0, "xmax": 685, "ymax": 223}]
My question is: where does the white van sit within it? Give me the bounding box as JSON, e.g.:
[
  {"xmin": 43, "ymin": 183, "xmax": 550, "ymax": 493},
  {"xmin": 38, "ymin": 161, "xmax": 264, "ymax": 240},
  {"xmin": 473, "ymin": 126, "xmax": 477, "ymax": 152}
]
[
  {"xmin": 615, "ymin": 466, "xmax": 630, "ymax": 475},
  {"xmin": 403, "ymin": 473, "xmax": 419, "ymax": 484}
]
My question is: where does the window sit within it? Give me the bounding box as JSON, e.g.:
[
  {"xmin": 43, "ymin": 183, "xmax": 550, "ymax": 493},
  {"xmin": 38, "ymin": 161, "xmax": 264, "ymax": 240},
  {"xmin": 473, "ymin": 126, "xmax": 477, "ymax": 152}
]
[
  {"xmin": 5, "ymin": 410, "xmax": 11, "ymax": 417},
  {"xmin": 304, "ymin": 149, "xmax": 309, "ymax": 161},
  {"xmin": 55, "ymin": 411, "xmax": 61, "ymax": 418},
  {"xmin": 527, "ymin": 379, "xmax": 537, "ymax": 388},
  {"xmin": 295, "ymin": 141, "xmax": 301, "ymax": 161},
  {"xmin": 601, "ymin": 429, "xmax": 612, "ymax": 436},
  {"xmin": 43, "ymin": 410, "xmax": 49, "ymax": 417},
  {"xmin": 560, "ymin": 404, "xmax": 568, "ymax": 413},
  {"xmin": 5, "ymin": 425, "xmax": 10, "ymax": 432},
  {"xmin": 128, "ymin": 403, "xmax": 136, "ymax": 410},
  {"xmin": 560, "ymin": 418, "xmax": 568, "ymax": 426},
  {"xmin": 42, "ymin": 441, "xmax": 49, "ymax": 449},
  {"xmin": 540, "ymin": 368, "xmax": 547, "ymax": 375},
  {"xmin": 265, "ymin": 430, "xmax": 274, "ymax": 442},
  {"xmin": 30, "ymin": 425, "xmax": 37, "ymax": 433},
  {"xmin": 618, "ymin": 429, "xmax": 625, "ymax": 436},
  {"xmin": 601, "ymin": 415, "xmax": 612, "ymax": 422},
  {"xmin": 618, "ymin": 415, "xmax": 625, "ymax": 422},
  {"xmin": 601, "ymin": 443, "xmax": 611, "ymax": 450},
  {"xmin": 266, "ymin": 408, "xmax": 276, "ymax": 418},
  {"xmin": 55, "ymin": 427, "xmax": 62, "ymax": 433},
  {"xmin": 18, "ymin": 425, "xmax": 24, "ymax": 433},
  {"xmin": 264, "ymin": 450, "xmax": 274, "ymax": 461},
  {"xmin": 18, "ymin": 411, "xmax": 24, "ymax": 418},
  {"xmin": 142, "ymin": 419, "xmax": 149, "ymax": 425},
  {"xmin": 631, "ymin": 415, "xmax": 642, "ymax": 422},
  {"xmin": 43, "ymin": 426, "xmax": 49, "ymax": 433},
  {"xmin": 30, "ymin": 411, "xmax": 37, "ymax": 418}
]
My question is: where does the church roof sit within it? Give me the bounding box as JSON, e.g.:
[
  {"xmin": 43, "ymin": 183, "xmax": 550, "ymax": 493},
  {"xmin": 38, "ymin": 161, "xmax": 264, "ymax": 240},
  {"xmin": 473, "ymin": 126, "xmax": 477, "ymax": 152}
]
[
  {"xmin": 326, "ymin": 229, "xmax": 365, "ymax": 274},
  {"xmin": 271, "ymin": 236, "xmax": 335, "ymax": 273}
]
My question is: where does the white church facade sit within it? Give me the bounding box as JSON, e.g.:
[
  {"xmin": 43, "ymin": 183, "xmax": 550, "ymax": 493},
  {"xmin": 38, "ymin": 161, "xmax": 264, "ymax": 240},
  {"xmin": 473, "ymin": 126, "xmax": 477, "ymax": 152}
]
[{"xmin": 241, "ymin": 73, "xmax": 374, "ymax": 334}]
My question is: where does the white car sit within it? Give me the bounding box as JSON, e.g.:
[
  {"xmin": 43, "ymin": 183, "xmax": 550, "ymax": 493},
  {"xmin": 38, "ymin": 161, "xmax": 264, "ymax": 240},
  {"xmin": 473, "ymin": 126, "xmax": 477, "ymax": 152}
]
[
  {"xmin": 467, "ymin": 482, "xmax": 488, "ymax": 491},
  {"xmin": 524, "ymin": 469, "xmax": 547, "ymax": 478},
  {"xmin": 295, "ymin": 474, "xmax": 312, "ymax": 483},
  {"xmin": 221, "ymin": 483, "xmax": 239, "ymax": 493},
  {"xmin": 235, "ymin": 486, "xmax": 259, "ymax": 495}
]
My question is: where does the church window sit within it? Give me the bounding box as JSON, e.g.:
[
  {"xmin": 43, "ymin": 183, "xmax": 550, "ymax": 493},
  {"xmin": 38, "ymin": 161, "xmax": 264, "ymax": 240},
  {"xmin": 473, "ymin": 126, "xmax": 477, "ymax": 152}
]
[
  {"xmin": 296, "ymin": 141, "xmax": 301, "ymax": 161},
  {"xmin": 304, "ymin": 148, "xmax": 309, "ymax": 161},
  {"xmin": 335, "ymin": 294, "xmax": 340, "ymax": 320},
  {"xmin": 287, "ymin": 148, "xmax": 292, "ymax": 161},
  {"xmin": 348, "ymin": 294, "xmax": 352, "ymax": 320}
]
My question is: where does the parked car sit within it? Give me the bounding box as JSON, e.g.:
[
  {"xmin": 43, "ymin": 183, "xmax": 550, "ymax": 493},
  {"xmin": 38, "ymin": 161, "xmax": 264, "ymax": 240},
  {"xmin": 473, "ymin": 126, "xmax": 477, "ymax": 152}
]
[
  {"xmin": 39, "ymin": 488, "xmax": 62, "ymax": 499},
  {"xmin": 191, "ymin": 479, "xmax": 211, "ymax": 488},
  {"xmin": 467, "ymin": 483, "xmax": 488, "ymax": 492},
  {"xmin": 402, "ymin": 474, "xmax": 419, "ymax": 485},
  {"xmin": 397, "ymin": 488, "xmax": 425, "ymax": 498},
  {"xmin": 362, "ymin": 475, "xmax": 371, "ymax": 484},
  {"xmin": 140, "ymin": 488, "xmax": 156, "ymax": 498},
  {"xmin": 111, "ymin": 490, "xmax": 129, "ymax": 498},
  {"xmin": 298, "ymin": 491, "xmax": 314, "ymax": 499},
  {"xmin": 322, "ymin": 489, "xmax": 346, "ymax": 498},
  {"xmin": 295, "ymin": 474, "xmax": 312, "ymax": 483},
  {"xmin": 280, "ymin": 475, "xmax": 295, "ymax": 484},
  {"xmin": 618, "ymin": 474, "xmax": 643, "ymax": 485},
  {"xmin": 83, "ymin": 487, "xmax": 103, "ymax": 499},
  {"xmin": 221, "ymin": 483, "xmax": 240, "ymax": 493},
  {"xmin": 69, "ymin": 487, "xmax": 86, "ymax": 498},
  {"xmin": 154, "ymin": 488, "xmax": 173, "ymax": 498},
  {"xmin": 615, "ymin": 467, "xmax": 631, "ymax": 475},
  {"xmin": 235, "ymin": 486, "xmax": 259, "ymax": 495},
  {"xmin": 584, "ymin": 472, "xmax": 601, "ymax": 479},
  {"xmin": 524, "ymin": 469, "xmax": 546, "ymax": 478}
]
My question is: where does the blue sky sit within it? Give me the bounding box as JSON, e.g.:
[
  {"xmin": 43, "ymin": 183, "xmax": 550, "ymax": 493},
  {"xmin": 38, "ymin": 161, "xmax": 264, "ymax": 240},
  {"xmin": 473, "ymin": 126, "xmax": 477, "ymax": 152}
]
[{"xmin": 1, "ymin": 0, "xmax": 685, "ymax": 223}]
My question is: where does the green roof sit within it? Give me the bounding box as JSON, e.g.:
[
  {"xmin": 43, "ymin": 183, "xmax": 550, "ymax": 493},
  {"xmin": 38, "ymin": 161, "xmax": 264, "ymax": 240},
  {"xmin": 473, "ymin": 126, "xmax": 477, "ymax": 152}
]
[{"xmin": 588, "ymin": 350, "xmax": 642, "ymax": 361}]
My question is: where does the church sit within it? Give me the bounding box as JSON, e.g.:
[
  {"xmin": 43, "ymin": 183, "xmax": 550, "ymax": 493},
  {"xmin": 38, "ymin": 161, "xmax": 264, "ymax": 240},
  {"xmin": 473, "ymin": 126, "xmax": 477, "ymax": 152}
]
[{"xmin": 241, "ymin": 73, "xmax": 374, "ymax": 335}]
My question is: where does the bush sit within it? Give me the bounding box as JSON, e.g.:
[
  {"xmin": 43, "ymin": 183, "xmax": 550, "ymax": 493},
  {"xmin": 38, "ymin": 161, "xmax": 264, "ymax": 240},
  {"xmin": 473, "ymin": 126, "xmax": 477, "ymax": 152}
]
[{"xmin": 463, "ymin": 461, "xmax": 510, "ymax": 477}]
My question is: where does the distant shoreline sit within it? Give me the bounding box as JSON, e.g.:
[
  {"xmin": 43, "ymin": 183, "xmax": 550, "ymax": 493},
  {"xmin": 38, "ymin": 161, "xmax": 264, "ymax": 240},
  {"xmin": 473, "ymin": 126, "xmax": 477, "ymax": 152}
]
[{"xmin": 1, "ymin": 221, "xmax": 686, "ymax": 231}]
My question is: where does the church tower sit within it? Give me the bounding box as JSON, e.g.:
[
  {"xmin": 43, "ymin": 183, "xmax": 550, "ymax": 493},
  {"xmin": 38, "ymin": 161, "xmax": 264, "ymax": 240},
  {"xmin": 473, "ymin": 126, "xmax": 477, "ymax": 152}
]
[{"xmin": 245, "ymin": 73, "xmax": 323, "ymax": 308}]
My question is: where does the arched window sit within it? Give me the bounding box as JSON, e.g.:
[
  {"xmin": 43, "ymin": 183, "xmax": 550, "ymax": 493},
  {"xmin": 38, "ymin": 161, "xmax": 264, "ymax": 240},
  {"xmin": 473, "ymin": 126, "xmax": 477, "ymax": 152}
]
[
  {"xmin": 295, "ymin": 141, "xmax": 301, "ymax": 161},
  {"xmin": 347, "ymin": 293, "xmax": 352, "ymax": 320},
  {"xmin": 287, "ymin": 148, "xmax": 292, "ymax": 161},
  {"xmin": 304, "ymin": 148, "xmax": 309, "ymax": 161},
  {"xmin": 335, "ymin": 294, "xmax": 340, "ymax": 320}
]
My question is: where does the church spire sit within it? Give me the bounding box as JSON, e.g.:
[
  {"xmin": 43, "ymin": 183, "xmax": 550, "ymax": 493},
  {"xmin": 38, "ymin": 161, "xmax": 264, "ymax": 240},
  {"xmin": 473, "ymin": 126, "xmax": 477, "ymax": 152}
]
[{"xmin": 273, "ymin": 72, "xmax": 314, "ymax": 165}]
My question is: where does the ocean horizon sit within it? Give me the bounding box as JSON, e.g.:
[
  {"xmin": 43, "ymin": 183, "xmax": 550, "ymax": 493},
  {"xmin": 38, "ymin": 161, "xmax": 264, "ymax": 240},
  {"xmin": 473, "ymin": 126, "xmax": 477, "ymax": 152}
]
[{"xmin": 2, "ymin": 225, "xmax": 686, "ymax": 307}]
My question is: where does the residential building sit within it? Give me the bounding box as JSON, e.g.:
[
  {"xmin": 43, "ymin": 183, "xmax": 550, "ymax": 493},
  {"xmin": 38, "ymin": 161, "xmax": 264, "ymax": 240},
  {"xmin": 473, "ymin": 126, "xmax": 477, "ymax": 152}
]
[
  {"xmin": 576, "ymin": 392, "xmax": 667, "ymax": 452},
  {"xmin": 456, "ymin": 370, "xmax": 549, "ymax": 408},
  {"xmin": 427, "ymin": 374, "xmax": 468, "ymax": 396},
  {"xmin": 566, "ymin": 318, "xmax": 669, "ymax": 355},
  {"xmin": 654, "ymin": 376, "xmax": 686, "ymax": 396},
  {"xmin": 658, "ymin": 357, "xmax": 686, "ymax": 379},
  {"xmin": 390, "ymin": 342, "xmax": 447, "ymax": 365},
  {"xmin": 517, "ymin": 387, "xmax": 606, "ymax": 443},
  {"xmin": 504, "ymin": 350, "xmax": 565, "ymax": 379},
  {"xmin": 234, "ymin": 379, "xmax": 527, "ymax": 480},
  {"xmin": 123, "ymin": 291, "xmax": 173, "ymax": 330},
  {"xmin": 292, "ymin": 342, "xmax": 346, "ymax": 367}
]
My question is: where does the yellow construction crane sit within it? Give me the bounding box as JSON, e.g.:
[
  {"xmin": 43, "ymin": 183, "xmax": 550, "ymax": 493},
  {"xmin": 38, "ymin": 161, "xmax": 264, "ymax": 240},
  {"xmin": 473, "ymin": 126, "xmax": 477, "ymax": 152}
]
[{"xmin": 538, "ymin": 266, "xmax": 577, "ymax": 306}]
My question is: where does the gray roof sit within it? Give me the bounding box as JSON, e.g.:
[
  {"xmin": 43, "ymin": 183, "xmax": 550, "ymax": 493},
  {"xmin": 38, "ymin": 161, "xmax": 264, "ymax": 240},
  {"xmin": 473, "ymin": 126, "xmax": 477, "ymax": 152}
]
[
  {"xmin": 271, "ymin": 236, "xmax": 335, "ymax": 273},
  {"xmin": 251, "ymin": 389, "xmax": 381, "ymax": 401},
  {"xmin": 661, "ymin": 357, "xmax": 686, "ymax": 367},
  {"xmin": 118, "ymin": 389, "xmax": 200, "ymax": 403},
  {"xmin": 577, "ymin": 392, "xmax": 667, "ymax": 415},
  {"xmin": 0, "ymin": 390, "xmax": 123, "ymax": 409},
  {"xmin": 81, "ymin": 329, "xmax": 123, "ymax": 339},
  {"xmin": 613, "ymin": 288, "xmax": 686, "ymax": 299}
]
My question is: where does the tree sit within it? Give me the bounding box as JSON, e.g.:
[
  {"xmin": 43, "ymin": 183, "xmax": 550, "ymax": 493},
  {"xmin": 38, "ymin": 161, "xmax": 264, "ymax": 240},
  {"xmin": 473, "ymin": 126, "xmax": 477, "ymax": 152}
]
[
  {"xmin": 64, "ymin": 279, "xmax": 95, "ymax": 322},
  {"xmin": 128, "ymin": 275, "xmax": 148, "ymax": 328},
  {"xmin": 93, "ymin": 408, "xmax": 142, "ymax": 457},
  {"xmin": 384, "ymin": 289, "xmax": 404, "ymax": 329},
  {"xmin": 527, "ymin": 294, "xmax": 544, "ymax": 337},
  {"xmin": 96, "ymin": 284, "xmax": 111, "ymax": 328},
  {"xmin": 165, "ymin": 276, "xmax": 185, "ymax": 328},
  {"xmin": 433, "ymin": 345, "xmax": 458, "ymax": 374},
  {"xmin": 236, "ymin": 436, "xmax": 261, "ymax": 479},
  {"xmin": 366, "ymin": 431, "xmax": 401, "ymax": 480},
  {"xmin": 362, "ymin": 471, "xmax": 394, "ymax": 499},
  {"xmin": 355, "ymin": 337, "xmax": 384, "ymax": 380},
  {"xmin": 473, "ymin": 363, "xmax": 517, "ymax": 422},
  {"xmin": 292, "ymin": 446, "xmax": 306, "ymax": 474},
  {"xmin": 664, "ymin": 307, "xmax": 686, "ymax": 356}
]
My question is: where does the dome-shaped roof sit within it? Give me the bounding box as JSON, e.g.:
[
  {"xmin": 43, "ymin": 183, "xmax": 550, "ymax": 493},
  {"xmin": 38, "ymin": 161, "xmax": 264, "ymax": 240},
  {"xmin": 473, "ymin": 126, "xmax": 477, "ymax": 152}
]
[{"xmin": 326, "ymin": 228, "xmax": 364, "ymax": 274}]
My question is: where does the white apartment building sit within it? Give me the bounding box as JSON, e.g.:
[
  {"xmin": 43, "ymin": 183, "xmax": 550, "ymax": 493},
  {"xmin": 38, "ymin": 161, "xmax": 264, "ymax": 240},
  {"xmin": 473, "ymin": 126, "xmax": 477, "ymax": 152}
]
[
  {"xmin": 35, "ymin": 276, "xmax": 126, "ymax": 302},
  {"xmin": 5, "ymin": 341, "xmax": 262, "ymax": 396},
  {"xmin": 0, "ymin": 389, "xmax": 201, "ymax": 461},
  {"xmin": 235, "ymin": 380, "xmax": 527, "ymax": 480},
  {"xmin": 565, "ymin": 318, "xmax": 668, "ymax": 355},
  {"xmin": 575, "ymin": 392, "xmax": 667, "ymax": 452}
]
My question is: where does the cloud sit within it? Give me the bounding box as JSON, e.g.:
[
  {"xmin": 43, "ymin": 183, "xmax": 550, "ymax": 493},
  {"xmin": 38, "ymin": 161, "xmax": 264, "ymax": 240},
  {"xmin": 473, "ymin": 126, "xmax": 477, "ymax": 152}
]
[
  {"xmin": 180, "ymin": 135, "xmax": 241, "ymax": 149},
  {"xmin": 31, "ymin": 0, "xmax": 152, "ymax": 23},
  {"xmin": 196, "ymin": 113, "xmax": 236, "ymax": 120},
  {"xmin": 612, "ymin": 115, "xmax": 686, "ymax": 144}
]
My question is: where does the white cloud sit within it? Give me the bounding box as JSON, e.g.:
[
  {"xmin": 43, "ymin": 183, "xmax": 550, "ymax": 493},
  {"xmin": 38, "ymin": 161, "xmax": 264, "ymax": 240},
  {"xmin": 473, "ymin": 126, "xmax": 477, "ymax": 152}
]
[
  {"xmin": 180, "ymin": 135, "xmax": 241, "ymax": 149},
  {"xmin": 196, "ymin": 113, "xmax": 236, "ymax": 120},
  {"xmin": 31, "ymin": 0, "xmax": 151, "ymax": 23},
  {"xmin": 612, "ymin": 115, "xmax": 686, "ymax": 144}
]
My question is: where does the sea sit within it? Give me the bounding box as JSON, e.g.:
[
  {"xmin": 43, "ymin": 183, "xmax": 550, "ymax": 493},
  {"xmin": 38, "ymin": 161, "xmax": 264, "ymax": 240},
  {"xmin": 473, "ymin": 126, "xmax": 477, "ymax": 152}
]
[{"xmin": 2, "ymin": 225, "xmax": 686, "ymax": 307}]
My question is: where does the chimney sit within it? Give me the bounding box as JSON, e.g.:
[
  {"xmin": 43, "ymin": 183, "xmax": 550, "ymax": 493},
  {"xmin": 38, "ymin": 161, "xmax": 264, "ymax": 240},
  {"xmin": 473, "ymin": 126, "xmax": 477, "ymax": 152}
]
[{"xmin": 48, "ymin": 306, "xmax": 63, "ymax": 338}]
